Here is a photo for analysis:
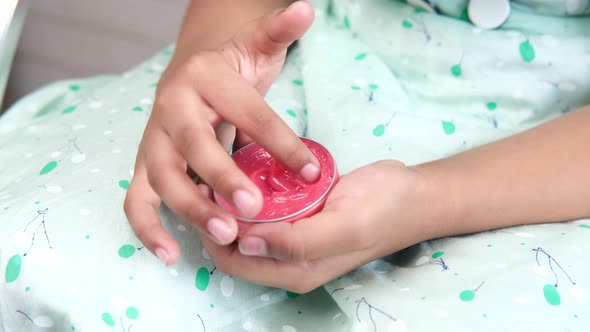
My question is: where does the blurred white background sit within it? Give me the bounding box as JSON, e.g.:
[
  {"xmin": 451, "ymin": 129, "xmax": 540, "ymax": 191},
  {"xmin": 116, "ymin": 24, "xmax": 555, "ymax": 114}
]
[{"xmin": 4, "ymin": 0, "xmax": 189, "ymax": 110}]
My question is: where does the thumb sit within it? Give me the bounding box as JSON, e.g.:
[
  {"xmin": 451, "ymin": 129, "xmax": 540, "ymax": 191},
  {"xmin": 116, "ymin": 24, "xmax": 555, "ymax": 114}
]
[{"xmin": 237, "ymin": 1, "xmax": 314, "ymax": 56}]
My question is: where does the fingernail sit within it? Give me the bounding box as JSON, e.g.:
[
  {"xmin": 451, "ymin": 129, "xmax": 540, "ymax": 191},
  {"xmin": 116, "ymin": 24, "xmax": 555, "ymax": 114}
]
[
  {"xmin": 300, "ymin": 163, "xmax": 320, "ymax": 183},
  {"xmin": 239, "ymin": 236, "xmax": 268, "ymax": 256},
  {"xmin": 207, "ymin": 217, "xmax": 235, "ymax": 244},
  {"xmin": 233, "ymin": 189, "xmax": 259, "ymax": 218},
  {"xmin": 155, "ymin": 248, "xmax": 169, "ymax": 266}
]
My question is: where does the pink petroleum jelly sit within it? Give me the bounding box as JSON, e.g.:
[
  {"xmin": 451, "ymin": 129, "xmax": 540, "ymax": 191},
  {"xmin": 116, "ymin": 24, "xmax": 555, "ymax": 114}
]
[{"xmin": 215, "ymin": 138, "xmax": 337, "ymax": 223}]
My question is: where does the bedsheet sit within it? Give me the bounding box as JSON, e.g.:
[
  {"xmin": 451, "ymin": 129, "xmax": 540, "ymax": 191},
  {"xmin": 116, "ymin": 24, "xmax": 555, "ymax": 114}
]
[{"xmin": 1, "ymin": 0, "xmax": 590, "ymax": 331}]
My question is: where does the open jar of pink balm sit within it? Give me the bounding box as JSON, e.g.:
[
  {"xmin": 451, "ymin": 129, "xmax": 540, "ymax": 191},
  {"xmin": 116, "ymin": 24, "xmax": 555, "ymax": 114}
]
[{"xmin": 214, "ymin": 137, "xmax": 338, "ymax": 234}]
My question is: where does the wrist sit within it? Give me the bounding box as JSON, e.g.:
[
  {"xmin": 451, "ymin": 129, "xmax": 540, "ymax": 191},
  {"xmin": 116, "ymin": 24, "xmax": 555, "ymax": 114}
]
[{"xmin": 407, "ymin": 162, "xmax": 464, "ymax": 241}]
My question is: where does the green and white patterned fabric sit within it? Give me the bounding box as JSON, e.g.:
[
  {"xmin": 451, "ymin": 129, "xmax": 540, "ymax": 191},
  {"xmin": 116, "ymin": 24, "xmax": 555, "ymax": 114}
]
[{"xmin": 1, "ymin": 0, "xmax": 589, "ymax": 331}]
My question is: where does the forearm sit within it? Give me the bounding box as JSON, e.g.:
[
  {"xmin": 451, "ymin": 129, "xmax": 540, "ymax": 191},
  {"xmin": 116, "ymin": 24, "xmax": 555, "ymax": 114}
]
[
  {"xmin": 171, "ymin": 0, "xmax": 292, "ymax": 66},
  {"xmin": 413, "ymin": 106, "xmax": 590, "ymax": 239}
]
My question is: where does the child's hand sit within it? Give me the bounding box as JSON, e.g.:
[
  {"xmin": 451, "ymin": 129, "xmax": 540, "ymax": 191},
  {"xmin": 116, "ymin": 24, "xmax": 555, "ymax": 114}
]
[
  {"xmin": 200, "ymin": 160, "xmax": 434, "ymax": 293},
  {"xmin": 124, "ymin": 2, "xmax": 317, "ymax": 266}
]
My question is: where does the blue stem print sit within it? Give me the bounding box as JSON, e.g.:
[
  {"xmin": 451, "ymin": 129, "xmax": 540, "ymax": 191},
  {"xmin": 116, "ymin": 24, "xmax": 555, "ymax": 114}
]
[
  {"xmin": 23, "ymin": 208, "xmax": 53, "ymax": 256},
  {"xmin": 355, "ymin": 297, "xmax": 397, "ymax": 332}
]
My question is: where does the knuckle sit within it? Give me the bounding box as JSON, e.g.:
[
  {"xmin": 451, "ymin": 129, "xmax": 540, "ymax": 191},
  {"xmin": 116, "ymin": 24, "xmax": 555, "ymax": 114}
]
[
  {"xmin": 247, "ymin": 108, "xmax": 275, "ymax": 133},
  {"xmin": 283, "ymin": 230, "xmax": 308, "ymax": 261},
  {"xmin": 184, "ymin": 200, "xmax": 209, "ymax": 226},
  {"xmin": 281, "ymin": 141, "xmax": 306, "ymax": 169},
  {"xmin": 174, "ymin": 123, "xmax": 202, "ymax": 155},
  {"xmin": 207, "ymin": 172, "xmax": 239, "ymax": 196},
  {"xmin": 133, "ymin": 224, "xmax": 156, "ymax": 246},
  {"xmin": 185, "ymin": 52, "xmax": 220, "ymax": 78},
  {"xmin": 146, "ymin": 161, "xmax": 168, "ymax": 194},
  {"xmin": 185, "ymin": 53, "xmax": 208, "ymax": 75}
]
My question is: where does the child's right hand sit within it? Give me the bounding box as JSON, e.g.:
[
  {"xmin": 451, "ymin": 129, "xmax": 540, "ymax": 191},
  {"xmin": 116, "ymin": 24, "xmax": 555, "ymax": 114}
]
[{"xmin": 124, "ymin": 1, "xmax": 317, "ymax": 266}]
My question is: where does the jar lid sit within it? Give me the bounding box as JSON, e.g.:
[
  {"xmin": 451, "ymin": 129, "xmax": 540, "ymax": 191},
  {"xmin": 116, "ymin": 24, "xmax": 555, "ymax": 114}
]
[{"xmin": 214, "ymin": 138, "xmax": 338, "ymax": 223}]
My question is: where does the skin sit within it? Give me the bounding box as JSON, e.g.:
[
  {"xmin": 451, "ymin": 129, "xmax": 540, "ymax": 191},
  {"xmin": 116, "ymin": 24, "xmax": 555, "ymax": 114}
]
[{"xmin": 124, "ymin": 1, "xmax": 590, "ymax": 293}]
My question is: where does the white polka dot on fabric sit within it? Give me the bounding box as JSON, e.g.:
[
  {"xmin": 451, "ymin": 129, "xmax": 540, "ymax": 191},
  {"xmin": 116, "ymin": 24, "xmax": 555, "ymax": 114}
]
[
  {"xmin": 568, "ymin": 284, "xmax": 588, "ymax": 303},
  {"xmin": 71, "ymin": 153, "xmax": 86, "ymax": 164},
  {"xmin": 103, "ymin": 130, "xmax": 112, "ymax": 136},
  {"xmin": 242, "ymin": 321, "xmax": 254, "ymax": 331},
  {"xmin": 87, "ymin": 255, "xmax": 99, "ymax": 267},
  {"xmin": 111, "ymin": 296, "xmax": 126, "ymax": 310},
  {"xmin": 558, "ymin": 82, "xmax": 576, "ymax": 92},
  {"xmin": 434, "ymin": 309, "xmax": 447, "ymax": 318},
  {"xmin": 112, "ymin": 148, "xmax": 122, "ymax": 154},
  {"xmin": 533, "ymin": 265, "xmax": 549, "ymax": 277},
  {"xmin": 177, "ymin": 225, "xmax": 187, "ymax": 232},
  {"xmin": 46, "ymin": 185, "xmax": 63, "ymax": 193},
  {"xmin": 472, "ymin": 28, "xmax": 482, "ymax": 35},
  {"xmin": 169, "ymin": 269, "xmax": 179, "ymax": 277},
  {"xmin": 89, "ymin": 101, "xmax": 103, "ymax": 109},
  {"xmin": 220, "ymin": 276, "xmax": 235, "ymax": 297},
  {"xmin": 282, "ymin": 325, "xmax": 297, "ymax": 332},
  {"xmin": 514, "ymin": 296, "xmax": 527, "ymax": 304},
  {"xmin": 388, "ymin": 320, "xmax": 408, "ymax": 332},
  {"xmin": 67, "ymin": 288, "xmax": 78, "ymax": 297},
  {"xmin": 151, "ymin": 63, "xmax": 165, "ymax": 72},
  {"xmin": 50, "ymin": 151, "xmax": 62, "ymax": 158},
  {"xmin": 72, "ymin": 124, "xmax": 86, "ymax": 131},
  {"xmin": 140, "ymin": 98, "xmax": 153, "ymax": 105},
  {"xmin": 201, "ymin": 248, "xmax": 210, "ymax": 260},
  {"xmin": 512, "ymin": 90, "xmax": 523, "ymax": 99},
  {"xmin": 33, "ymin": 316, "xmax": 55, "ymax": 328},
  {"xmin": 90, "ymin": 168, "xmax": 101, "ymax": 173},
  {"xmin": 540, "ymin": 35, "xmax": 559, "ymax": 48},
  {"xmin": 345, "ymin": 284, "xmax": 363, "ymax": 291},
  {"xmin": 505, "ymin": 31, "xmax": 521, "ymax": 39},
  {"xmin": 12, "ymin": 231, "xmax": 27, "ymax": 248},
  {"xmin": 260, "ymin": 293, "xmax": 270, "ymax": 302},
  {"xmin": 415, "ymin": 256, "xmax": 429, "ymax": 266}
]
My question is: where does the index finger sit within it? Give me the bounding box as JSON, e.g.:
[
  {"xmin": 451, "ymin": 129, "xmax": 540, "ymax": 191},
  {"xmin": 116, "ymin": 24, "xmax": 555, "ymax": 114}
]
[{"xmin": 191, "ymin": 53, "xmax": 320, "ymax": 183}]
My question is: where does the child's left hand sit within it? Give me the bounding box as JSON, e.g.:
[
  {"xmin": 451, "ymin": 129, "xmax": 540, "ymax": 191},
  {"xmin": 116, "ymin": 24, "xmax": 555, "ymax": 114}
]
[{"xmin": 200, "ymin": 160, "xmax": 434, "ymax": 293}]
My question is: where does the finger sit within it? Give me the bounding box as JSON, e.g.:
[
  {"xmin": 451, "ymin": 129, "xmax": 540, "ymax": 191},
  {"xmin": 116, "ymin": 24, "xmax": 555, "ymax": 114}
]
[
  {"xmin": 124, "ymin": 160, "xmax": 181, "ymax": 266},
  {"xmin": 233, "ymin": 129, "xmax": 253, "ymax": 150},
  {"xmin": 202, "ymin": 235, "xmax": 371, "ymax": 293},
  {"xmin": 237, "ymin": 1, "xmax": 314, "ymax": 56},
  {"xmin": 159, "ymin": 100, "xmax": 263, "ymax": 218},
  {"xmin": 144, "ymin": 128, "xmax": 239, "ymax": 245},
  {"xmin": 237, "ymin": 208, "xmax": 370, "ymax": 261},
  {"xmin": 192, "ymin": 53, "xmax": 320, "ymax": 183}
]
